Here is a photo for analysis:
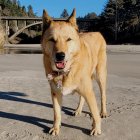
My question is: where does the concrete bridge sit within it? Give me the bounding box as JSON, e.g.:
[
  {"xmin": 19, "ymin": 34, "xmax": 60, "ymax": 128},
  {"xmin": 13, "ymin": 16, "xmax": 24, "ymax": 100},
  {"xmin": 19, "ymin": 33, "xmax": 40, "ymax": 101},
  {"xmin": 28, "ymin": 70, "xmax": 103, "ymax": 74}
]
[{"xmin": 0, "ymin": 16, "xmax": 95, "ymax": 43}]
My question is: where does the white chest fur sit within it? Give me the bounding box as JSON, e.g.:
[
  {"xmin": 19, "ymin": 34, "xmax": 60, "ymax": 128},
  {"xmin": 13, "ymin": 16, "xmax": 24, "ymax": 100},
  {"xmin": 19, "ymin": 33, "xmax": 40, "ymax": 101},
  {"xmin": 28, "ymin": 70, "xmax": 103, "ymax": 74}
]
[
  {"xmin": 62, "ymin": 86, "xmax": 76, "ymax": 95},
  {"xmin": 51, "ymin": 81, "xmax": 76, "ymax": 96}
]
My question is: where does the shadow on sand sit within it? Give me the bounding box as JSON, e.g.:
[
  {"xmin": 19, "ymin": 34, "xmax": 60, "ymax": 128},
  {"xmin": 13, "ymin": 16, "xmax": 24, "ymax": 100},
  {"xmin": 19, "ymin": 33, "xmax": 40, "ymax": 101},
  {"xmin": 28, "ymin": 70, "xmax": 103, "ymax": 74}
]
[{"xmin": 0, "ymin": 91, "xmax": 90, "ymax": 135}]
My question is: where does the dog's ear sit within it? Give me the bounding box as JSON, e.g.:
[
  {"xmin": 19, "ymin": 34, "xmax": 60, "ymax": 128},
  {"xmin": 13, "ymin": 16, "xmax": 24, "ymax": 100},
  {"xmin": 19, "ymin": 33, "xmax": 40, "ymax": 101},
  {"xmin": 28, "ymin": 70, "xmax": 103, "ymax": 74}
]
[
  {"xmin": 42, "ymin": 9, "xmax": 52, "ymax": 30},
  {"xmin": 68, "ymin": 8, "xmax": 77, "ymax": 28}
]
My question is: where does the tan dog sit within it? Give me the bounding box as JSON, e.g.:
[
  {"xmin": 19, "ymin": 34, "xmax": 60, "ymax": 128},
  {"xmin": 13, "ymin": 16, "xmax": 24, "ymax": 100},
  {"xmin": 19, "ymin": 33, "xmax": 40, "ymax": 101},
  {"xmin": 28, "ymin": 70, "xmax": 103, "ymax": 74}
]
[{"xmin": 41, "ymin": 9, "xmax": 107, "ymax": 136}]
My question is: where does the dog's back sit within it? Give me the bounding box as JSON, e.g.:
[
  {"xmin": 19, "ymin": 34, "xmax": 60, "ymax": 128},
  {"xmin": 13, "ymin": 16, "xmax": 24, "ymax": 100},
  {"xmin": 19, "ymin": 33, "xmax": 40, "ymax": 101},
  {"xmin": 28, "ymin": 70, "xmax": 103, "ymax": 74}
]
[
  {"xmin": 79, "ymin": 32, "xmax": 106, "ymax": 55},
  {"xmin": 79, "ymin": 32, "xmax": 107, "ymax": 77}
]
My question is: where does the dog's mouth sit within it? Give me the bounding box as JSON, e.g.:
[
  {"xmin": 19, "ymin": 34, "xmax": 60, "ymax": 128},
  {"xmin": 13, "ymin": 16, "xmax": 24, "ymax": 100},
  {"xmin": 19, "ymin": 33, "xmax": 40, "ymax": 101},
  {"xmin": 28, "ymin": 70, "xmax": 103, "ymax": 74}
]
[{"xmin": 55, "ymin": 61, "xmax": 66, "ymax": 69}]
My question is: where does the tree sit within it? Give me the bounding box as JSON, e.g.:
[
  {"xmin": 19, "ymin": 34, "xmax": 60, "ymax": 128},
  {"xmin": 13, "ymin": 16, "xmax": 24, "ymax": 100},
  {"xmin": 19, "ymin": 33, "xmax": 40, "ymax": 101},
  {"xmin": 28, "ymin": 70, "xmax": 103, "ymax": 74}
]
[
  {"xmin": 98, "ymin": 0, "xmax": 140, "ymax": 43},
  {"xmin": 17, "ymin": 0, "xmax": 21, "ymax": 9},
  {"xmin": 28, "ymin": 5, "xmax": 35, "ymax": 17},
  {"xmin": 22, "ymin": 6, "xmax": 27, "ymax": 16},
  {"xmin": 0, "ymin": 0, "xmax": 35, "ymax": 17},
  {"xmin": 60, "ymin": 9, "xmax": 69, "ymax": 18},
  {"xmin": 99, "ymin": 0, "xmax": 116, "ymax": 42},
  {"xmin": 7, "ymin": 0, "xmax": 12, "ymax": 4},
  {"xmin": 0, "ymin": 0, "xmax": 6, "ymax": 5},
  {"xmin": 12, "ymin": 0, "xmax": 17, "ymax": 4},
  {"xmin": 84, "ymin": 12, "xmax": 97, "ymax": 19},
  {"xmin": 22, "ymin": 6, "xmax": 26, "ymax": 13}
]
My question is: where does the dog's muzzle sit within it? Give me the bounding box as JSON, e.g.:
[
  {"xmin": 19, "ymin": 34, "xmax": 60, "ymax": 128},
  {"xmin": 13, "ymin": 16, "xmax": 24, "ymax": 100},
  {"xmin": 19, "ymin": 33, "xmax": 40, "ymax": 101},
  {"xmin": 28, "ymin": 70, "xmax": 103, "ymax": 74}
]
[{"xmin": 55, "ymin": 52, "xmax": 66, "ymax": 69}]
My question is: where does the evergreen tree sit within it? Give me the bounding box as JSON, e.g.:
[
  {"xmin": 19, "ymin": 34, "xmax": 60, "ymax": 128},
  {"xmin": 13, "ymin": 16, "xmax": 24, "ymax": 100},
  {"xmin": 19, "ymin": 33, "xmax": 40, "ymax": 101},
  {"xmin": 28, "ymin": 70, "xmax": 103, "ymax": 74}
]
[
  {"xmin": 60, "ymin": 9, "xmax": 69, "ymax": 18},
  {"xmin": 99, "ymin": 0, "xmax": 116, "ymax": 42},
  {"xmin": 28, "ymin": 5, "xmax": 35, "ymax": 17},
  {"xmin": 22, "ymin": 6, "xmax": 26, "ymax": 13},
  {"xmin": 0, "ymin": 0, "xmax": 35, "ymax": 17},
  {"xmin": 7, "ymin": 0, "xmax": 12, "ymax": 4},
  {"xmin": 0, "ymin": 0, "xmax": 6, "ymax": 5},
  {"xmin": 84, "ymin": 12, "xmax": 97, "ymax": 19},
  {"xmin": 17, "ymin": 0, "xmax": 21, "ymax": 9},
  {"xmin": 12, "ymin": 0, "xmax": 17, "ymax": 4},
  {"xmin": 22, "ymin": 6, "xmax": 27, "ymax": 16}
]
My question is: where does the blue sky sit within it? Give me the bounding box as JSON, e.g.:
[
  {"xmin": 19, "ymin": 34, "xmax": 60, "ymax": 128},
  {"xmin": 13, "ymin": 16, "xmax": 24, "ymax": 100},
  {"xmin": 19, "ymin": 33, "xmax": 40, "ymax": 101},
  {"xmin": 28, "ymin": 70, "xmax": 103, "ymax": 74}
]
[{"xmin": 20, "ymin": 0, "xmax": 108, "ymax": 17}]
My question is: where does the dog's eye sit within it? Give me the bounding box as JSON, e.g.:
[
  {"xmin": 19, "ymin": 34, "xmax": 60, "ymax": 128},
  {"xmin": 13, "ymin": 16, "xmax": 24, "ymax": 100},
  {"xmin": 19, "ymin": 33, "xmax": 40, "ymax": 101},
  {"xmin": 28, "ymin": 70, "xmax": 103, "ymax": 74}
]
[
  {"xmin": 48, "ymin": 38, "xmax": 56, "ymax": 43},
  {"xmin": 66, "ymin": 38, "xmax": 72, "ymax": 42}
]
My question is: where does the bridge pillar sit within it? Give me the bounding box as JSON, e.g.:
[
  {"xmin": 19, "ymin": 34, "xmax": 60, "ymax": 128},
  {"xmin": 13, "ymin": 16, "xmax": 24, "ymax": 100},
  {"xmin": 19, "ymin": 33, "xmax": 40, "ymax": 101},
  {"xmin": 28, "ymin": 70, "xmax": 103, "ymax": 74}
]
[
  {"xmin": 24, "ymin": 20, "xmax": 27, "ymax": 27},
  {"xmin": 15, "ymin": 20, "xmax": 18, "ymax": 31},
  {"xmin": 12, "ymin": 20, "xmax": 19, "ymax": 32},
  {"xmin": 5, "ymin": 20, "xmax": 9, "ymax": 43}
]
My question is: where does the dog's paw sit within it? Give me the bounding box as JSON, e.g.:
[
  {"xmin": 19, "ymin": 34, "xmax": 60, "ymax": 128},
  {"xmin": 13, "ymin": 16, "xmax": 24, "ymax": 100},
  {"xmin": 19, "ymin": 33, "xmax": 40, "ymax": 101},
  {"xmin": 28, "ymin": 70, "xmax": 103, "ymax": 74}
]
[
  {"xmin": 100, "ymin": 111, "xmax": 107, "ymax": 118},
  {"xmin": 73, "ymin": 109, "xmax": 82, "ymax": 116},
  {"xmin": 90, "ymin": 127, "xmax": 101, "ymax": 136},
  {"xmin": 49, "ymin": 127, "xmax": 60, "ymax": 136}
]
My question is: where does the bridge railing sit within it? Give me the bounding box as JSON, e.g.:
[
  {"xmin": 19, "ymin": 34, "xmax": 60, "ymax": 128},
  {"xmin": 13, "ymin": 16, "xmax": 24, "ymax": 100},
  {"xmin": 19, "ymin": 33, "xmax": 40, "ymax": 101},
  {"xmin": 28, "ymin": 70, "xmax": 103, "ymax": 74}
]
[{"xmin": 0, "ymin": 16, "xmax": 95, "ymax": 22}]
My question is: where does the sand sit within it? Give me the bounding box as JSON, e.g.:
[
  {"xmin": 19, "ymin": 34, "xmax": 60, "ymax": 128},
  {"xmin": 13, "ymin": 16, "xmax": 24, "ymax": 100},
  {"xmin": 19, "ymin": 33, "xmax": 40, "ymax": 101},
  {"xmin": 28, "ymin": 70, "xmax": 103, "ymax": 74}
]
[{"xmin": 0, "ymin": 46, "xmax": 140, "ymax": 140}]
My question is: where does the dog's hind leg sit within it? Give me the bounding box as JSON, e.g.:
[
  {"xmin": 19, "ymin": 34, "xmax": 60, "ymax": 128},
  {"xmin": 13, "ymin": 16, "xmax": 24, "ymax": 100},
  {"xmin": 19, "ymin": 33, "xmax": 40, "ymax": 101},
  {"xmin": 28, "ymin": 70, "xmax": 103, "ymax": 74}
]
[
  {"xmin": 74, "ymin": 96, "xmax": 85, "ymax": 116},
  {"xmin": 96, "ymin": 48, "xmax": 107, "ymax": 118}
]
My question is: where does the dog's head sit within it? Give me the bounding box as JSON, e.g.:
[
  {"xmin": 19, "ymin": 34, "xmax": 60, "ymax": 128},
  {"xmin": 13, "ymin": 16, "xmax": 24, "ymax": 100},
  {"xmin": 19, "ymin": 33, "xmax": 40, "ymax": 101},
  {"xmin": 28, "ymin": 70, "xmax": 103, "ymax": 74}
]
[{"xmin": 41, "ymin": 9, "xmax": 81, "ymax": 72}]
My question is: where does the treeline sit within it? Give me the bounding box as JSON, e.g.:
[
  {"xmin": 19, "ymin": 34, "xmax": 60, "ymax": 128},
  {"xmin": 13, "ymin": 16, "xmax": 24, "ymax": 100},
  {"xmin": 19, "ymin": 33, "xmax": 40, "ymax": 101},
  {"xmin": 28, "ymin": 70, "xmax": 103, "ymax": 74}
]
[
  {"xmin": 61, "ymin": 0, "xmax": 140, "ymax": 44},
  {"xmin": 99, "ymin": 0, "xmax": 140, "ymax": 44},
  {"xmin": 0, "ymin": 0, "xmax": 35, "ymax": 17},
  {"xmin": 80, "ymin": 0, "xmax": 140, "ymax": 44},
  {"xmin": 1, "ymin": 0, "xmax": 140, "ymax": 44}
]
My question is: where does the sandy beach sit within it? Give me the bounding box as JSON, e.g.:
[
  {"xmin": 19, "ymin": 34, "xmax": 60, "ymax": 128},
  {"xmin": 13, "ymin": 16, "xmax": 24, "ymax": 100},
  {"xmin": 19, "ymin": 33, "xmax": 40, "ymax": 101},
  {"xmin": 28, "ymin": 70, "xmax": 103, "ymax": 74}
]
[{"xmin": 0, "ymin": 46, "xmax": 140, "ymax": 140}]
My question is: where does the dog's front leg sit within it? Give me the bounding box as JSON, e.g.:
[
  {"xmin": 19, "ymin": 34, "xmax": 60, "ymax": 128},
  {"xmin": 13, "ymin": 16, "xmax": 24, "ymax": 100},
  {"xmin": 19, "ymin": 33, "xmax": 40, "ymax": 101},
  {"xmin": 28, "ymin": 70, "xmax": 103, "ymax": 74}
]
[{"xmin": 49, "ymin": 92, "xmax": 62, "ymax": 135}]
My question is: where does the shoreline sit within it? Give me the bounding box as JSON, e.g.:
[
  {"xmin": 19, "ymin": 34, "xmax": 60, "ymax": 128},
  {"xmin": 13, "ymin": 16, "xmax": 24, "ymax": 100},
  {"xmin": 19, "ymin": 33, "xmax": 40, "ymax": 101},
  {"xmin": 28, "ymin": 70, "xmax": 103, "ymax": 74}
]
[
  {"xmin": 3, "ymin": 44, "xmax": 140, "ymax": 54},
  {"xmin": 107, "ymin": 45, "xmax": 140, "ymax": 53}
]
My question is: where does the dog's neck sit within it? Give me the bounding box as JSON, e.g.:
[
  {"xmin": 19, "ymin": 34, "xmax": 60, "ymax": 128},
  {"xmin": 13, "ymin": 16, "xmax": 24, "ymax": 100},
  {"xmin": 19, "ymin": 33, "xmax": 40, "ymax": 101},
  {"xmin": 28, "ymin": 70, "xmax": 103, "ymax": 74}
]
[{"xmin": 47, "ymin": 70, "xmax": 70, "ymax": 90}]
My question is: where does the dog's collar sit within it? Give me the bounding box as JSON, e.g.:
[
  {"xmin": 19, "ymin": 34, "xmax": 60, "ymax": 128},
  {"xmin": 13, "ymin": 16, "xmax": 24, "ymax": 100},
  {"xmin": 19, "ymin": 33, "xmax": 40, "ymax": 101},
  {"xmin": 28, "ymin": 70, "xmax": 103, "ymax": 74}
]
[
  {"xmin": 47, "ymin": 70, "xmax": 70, "ymax": 89},
  {"xmin": 47, "ymin": 70, "xmax": 70, "ymax": 81}
]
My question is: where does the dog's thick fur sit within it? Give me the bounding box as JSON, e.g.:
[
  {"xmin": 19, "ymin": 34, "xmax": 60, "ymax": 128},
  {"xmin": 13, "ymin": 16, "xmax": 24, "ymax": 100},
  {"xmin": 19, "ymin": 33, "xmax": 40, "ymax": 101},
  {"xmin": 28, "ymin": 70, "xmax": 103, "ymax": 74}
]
[{"xmin": 41, "ymin": 9, "xmax": 107, "ymax": 136}]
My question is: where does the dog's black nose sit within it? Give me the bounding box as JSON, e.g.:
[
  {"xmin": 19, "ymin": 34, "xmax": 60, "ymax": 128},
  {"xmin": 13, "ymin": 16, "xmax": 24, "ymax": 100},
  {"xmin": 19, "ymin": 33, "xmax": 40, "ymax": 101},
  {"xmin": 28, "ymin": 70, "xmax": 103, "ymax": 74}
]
[{"xmin": 55, "ymin": 52, "xmax": 65, "ymax": 61}]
